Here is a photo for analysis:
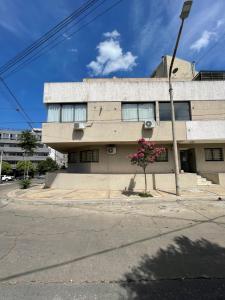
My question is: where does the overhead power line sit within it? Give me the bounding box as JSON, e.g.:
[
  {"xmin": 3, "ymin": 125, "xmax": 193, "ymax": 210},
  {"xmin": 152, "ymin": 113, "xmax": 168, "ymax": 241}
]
[
  {"xmin": 0, "ymin": 0, "xmax": 101, "ymax": 76},
  {"xmin": 0, "ymin": 78, "xmax": 33, "ymax": 129},
  {"xmin": 0, "ymin": 0, "xmax": 124, "ymax": 131},
  {"xmin": 4, "ymin": 0, "xmax": 123, "ymax": 78},
  {"xmin": 195, "ymin": 32, "xmax": 225, "ymax": 66}
]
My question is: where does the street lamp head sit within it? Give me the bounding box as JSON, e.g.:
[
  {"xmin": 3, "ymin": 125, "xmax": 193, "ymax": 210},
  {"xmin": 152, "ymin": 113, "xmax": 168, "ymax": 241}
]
[{"xmin": 180, "ymin": 0, "xmax": 193, "ymax": 20}]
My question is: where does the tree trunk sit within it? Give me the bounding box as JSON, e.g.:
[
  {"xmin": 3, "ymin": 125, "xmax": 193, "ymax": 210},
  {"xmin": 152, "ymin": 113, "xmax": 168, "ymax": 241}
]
[
  {"xmin": 26, "ymin": 160, "xmax": 29, "ymax": 177},
  {"xmin": 23, "ymin": 154, "xmax": 26, "ymax": 179},
  {"xmin": 144, "ymin": 167, "xmax": 147, "ymax": 194}
]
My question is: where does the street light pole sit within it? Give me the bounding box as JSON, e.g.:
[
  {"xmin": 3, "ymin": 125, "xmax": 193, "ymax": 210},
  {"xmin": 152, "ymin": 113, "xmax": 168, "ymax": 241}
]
[
  {"xmin": 0, "ymin": 150, "xmax": 3, "ymax": 184},
  {"xmin": 169, "ymin": 0, "xmax": 193, "ymax": 196}
]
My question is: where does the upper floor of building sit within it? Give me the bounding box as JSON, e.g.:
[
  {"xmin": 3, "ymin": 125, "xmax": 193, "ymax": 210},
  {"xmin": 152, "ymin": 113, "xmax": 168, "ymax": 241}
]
[{"xmin": 42, "ymin": 79, "xmax": 225, "ymax": 150}]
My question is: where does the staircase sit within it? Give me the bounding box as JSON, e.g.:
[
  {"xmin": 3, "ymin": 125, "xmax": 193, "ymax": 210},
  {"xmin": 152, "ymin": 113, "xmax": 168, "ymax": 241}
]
[{"xmin": 197, "ymin": 174, "xmax": 213, "ymax": 186}]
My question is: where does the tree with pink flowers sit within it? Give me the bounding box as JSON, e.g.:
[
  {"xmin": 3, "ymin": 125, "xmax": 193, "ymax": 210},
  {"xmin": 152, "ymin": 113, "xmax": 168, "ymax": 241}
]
[{"xmin": 129, "ymin": 138, "xmax": 165, "ymax": 195}]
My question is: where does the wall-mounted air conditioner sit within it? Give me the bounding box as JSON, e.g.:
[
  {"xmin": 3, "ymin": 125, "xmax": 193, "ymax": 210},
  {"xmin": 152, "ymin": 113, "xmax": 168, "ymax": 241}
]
[
  {"xmin": 74, "ymin": 122, "xmax": 85, "ymax": 130},
  {"xmin": 143, "ymin": 120, "xmax": 156, "ymax": 129},
  {"xmin": 106, "ymin": 145, "xmax": 117, "ymax": 155}
]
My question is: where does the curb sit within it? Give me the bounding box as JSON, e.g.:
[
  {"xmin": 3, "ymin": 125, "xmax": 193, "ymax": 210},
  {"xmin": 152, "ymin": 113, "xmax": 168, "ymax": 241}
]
[{"xmin": 6, "ymin": 189, "xmax": 225, "ymax": 207}]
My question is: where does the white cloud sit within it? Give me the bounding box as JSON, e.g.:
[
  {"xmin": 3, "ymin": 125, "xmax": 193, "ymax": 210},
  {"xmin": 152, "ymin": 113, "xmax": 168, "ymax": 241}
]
[
  {"xmin": 103, "ymin": 30, "xmax": 120, "ymax": 39},
  {"xmin": 87, "ymin": 30, "xmax": 137, "ymax": 76},
  {"xmin": 217, "ymin": 19, "xmax": 225, "ymax": 28},
  {"xmin": 190, "ymin": 30, "xmax": 217, "ymax": 52},
  {"xmin": 63, "ymin": 33, "xmax": 71, "ymax": 40},
  {"xmin": 68, "ymin": 48, "xmax": 77, "ymax": 53}
]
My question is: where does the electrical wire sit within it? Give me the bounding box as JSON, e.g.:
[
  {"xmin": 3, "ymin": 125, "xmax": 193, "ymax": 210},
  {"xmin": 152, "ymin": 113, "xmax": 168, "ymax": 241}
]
[
  {"xmin": 0, "ymin": 0, "xmax": 124, "ymax": 132},
  {"xmin": 0, "ymin": 78, "xmax": 33, "ymax": 129},
  {"xmin": 0, "ymin": 0, "xmax": 101, "ymax": 75},
  {"xmin": 4, "ymin": 0, "xmax": 123, "ymax": 78},
  {"xmin": 195, "ymin": 32, "xmax": 225, "ymax": 66}
]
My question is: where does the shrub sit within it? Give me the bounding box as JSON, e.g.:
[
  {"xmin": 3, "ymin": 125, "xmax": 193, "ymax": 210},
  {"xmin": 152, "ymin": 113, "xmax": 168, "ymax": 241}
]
[{"xmin": 19, "ymin": 178, "xmax": 31, "ymax": 189}]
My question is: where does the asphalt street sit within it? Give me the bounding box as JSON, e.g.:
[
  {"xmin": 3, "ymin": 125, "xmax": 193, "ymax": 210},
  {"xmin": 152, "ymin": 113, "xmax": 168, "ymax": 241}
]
[{"xmin": 1, "ymin": 182, "xmax": 225, "ymax": 299}]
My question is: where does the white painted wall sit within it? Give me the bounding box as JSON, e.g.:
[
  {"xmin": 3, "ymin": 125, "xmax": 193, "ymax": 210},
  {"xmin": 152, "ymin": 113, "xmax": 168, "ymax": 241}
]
[
  {"xmin": 186, "ymin": 121, "xmax": 225, "ymax": 140},
  {"xmin": 44, "ymin": 79, "xmax": 225, "ymax": 104}
]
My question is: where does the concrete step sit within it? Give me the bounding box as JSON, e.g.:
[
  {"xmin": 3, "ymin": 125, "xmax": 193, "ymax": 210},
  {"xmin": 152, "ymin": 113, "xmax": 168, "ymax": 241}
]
[{"xmin": 197, "ymin": 174, "xmax": 213, "ymax": 186}]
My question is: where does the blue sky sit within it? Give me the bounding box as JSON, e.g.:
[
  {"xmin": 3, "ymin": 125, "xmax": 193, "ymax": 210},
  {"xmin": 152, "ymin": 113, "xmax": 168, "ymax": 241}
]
[{"xmin": 0, "ymin": 0, "xmax": 225, "ymax": 129}]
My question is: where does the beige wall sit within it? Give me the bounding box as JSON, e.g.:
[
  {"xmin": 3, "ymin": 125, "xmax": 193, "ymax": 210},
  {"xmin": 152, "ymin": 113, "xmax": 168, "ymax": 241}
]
[
  {"xmin": 45, "ymin": 172, "xmax": 198, "ymax": 191},
  {"xmin": 191, "ymin": 101, "xmax": 225, "ymax": 120},
  {"xmin": 152, "ymin": 56, "xmax": 196, "ymax": 80},
  {"xmin": 195, "ymin": 144, "xmax": 225, "ymax": 173},
  {"xmin": 42, "ymin": 121, "xmax": 187, "ymax": 147},
  {"xmin": 67, "ymin": 144, "xmax": 174, "ymax": 174},
  {"xmin": 67, "ymin": 143, "xmax": 225, "ymax": 175},
  {"xmin": 42, "ymin": 98, "xmax": 225, "ymax": 147}
]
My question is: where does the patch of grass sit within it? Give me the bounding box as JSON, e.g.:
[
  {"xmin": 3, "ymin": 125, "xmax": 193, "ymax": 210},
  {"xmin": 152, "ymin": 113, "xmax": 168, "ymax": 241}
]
[{"xmin": 138, "ymin": 192, "xmax": 153, "ymax": 198}]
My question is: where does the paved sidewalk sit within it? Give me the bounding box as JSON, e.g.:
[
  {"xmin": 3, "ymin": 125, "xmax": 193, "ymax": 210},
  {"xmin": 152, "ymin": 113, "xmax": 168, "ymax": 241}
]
[{"xmin": 6, "ymin": 183, "xmax": 225, "ymax": 204}]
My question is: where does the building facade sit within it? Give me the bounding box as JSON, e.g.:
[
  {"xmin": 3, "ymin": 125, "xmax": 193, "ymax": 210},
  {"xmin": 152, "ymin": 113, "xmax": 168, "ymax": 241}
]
[
  {"xmin": 0, "ymin": 128, "xmax": 49, "ymax": 171},
  {"xmin": 42, "ymin": 62, "xmax": 225, "ymax": 191}
]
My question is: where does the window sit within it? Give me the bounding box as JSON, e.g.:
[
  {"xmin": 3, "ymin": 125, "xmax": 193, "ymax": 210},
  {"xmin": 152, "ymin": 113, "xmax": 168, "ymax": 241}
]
[
  {"xmin": 156, "ymin": 149, "xmax": 168, "ymax": 162},
  {"xmin": 122, "ymin": 103, "xmax": 155, "ymax": 122},
  {"xmin": 205, "ymin": 148, "xmax": 224, "ymax": 161},
  {"xmin": 61, "ymin": 104, "xmax": 87, "ymax": 122},
  {"xmin": 10, "ymin": 134, "xmax": 17, "ymax": 140},
  {"xmin": 159, "ymin": 102, "xmax": 191, "ymax": 121},
  {"xmin": 1, "ymin": 133, "xmax": 10, "ymax": 139},
  {"xmin": 47, "ymin": 104, "xmax": 87, "ymax": 122},
  {"xmin": 47, "ymin": 104, "xmax": 60, "ymax": 122},
  {"xmin": 68, "ymin": 152, "xmax": 79, "ymax": 163},
  {"xmin": 80, "ymin": 150, "xmax": 99, "ymax": 163}
]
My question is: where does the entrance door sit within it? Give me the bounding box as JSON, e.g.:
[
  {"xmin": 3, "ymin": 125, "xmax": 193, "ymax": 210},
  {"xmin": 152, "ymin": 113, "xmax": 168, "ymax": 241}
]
[{"xmin": 180, "ymin": 149, "xmax": 196, "ymax": 173}]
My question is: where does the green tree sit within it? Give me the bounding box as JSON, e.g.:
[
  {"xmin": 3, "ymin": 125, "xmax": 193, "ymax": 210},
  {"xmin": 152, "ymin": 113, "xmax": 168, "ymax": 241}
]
[
  {"xmin": 1, "ymin": 161, "xmax": 12, "ymax": 175},
  {"xmin": 18, "ymin": 130, "xmax": 38, "ymax": 178},
  {"xmin": 16, "ymin": 161, "xmax": 35, "ymax": 176},
  {"xmin": 37, "ymin": 157, "xmax": 59, "ymax": 174}
]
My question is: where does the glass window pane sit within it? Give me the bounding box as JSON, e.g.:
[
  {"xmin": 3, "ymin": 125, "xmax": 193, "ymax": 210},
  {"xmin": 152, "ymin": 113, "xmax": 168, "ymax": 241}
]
[
  {"xmin": 92, "ymin": 150, "xmax": 99, "ymax": 162},
  {"xmin": 213, "ymin": 149, "xmax": 223, "ymax": 161},
  {"xmin": 47, "ymin": 104, "xmax": 60, "ymax": 122},
  {"xmin": 75, "ymin": 104, "xmax": 87, "ymax": 122},
  {"xmin": 62, "ymin": 105, "xmax": 74, "ymax": 122},
  {"xmin": 159, "ymin": 103, "xmax": 171, "ymax": 121},
  {"xmin": 175, "ymin": 102, "xmax": 190, "ymax": 120},
  {"xmin": 122, "ymin": 104, "xmax": 138, "ymax": 121},
  {"xmin": 69, "ymin": 152, "xmax": 78, "ymax": 163},
  {"xmin": 205, "ymin": 149, "xmax": 212, "ymax": 161},
  {"xmin": 80, "ymin": 151, "xmax": 86, "ymax": 162},
  {"xmin": 86, "ymin": 151, "xmax": 93, "ymax": 162},
  {"xmin": 138, "ymin": 103, "xmax": 155, "ymax": 121},
  {"xmin": 159, "ymin": 102, "xmax": 191, "ymax": 121},
  {"xmin": 156, "ymin": 149, "xmax": 168, "ymax": 162}
]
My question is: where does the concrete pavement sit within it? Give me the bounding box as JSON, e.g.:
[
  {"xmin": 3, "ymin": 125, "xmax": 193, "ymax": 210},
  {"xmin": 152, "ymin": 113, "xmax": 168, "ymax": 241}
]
[{"xmin": 1, "ymin": 191, "xmax": 225, "ymax": 298}]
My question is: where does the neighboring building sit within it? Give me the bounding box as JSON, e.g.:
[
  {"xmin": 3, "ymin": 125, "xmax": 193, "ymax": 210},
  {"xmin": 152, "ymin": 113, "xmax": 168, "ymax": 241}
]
[
  {"xmin": 48, "ymin": 147, "xmax": 68, "ymax": 167},
  {"xmin": 151, "ymin": 55, "xmax": 197, "ymax": 80},
  {"xmin": 0, "ymin": 128, "xmax": 49, "ymax": 171},
  {"xmin": 42, "ymin": 57, "xmax": 225, "ymax": 191}
]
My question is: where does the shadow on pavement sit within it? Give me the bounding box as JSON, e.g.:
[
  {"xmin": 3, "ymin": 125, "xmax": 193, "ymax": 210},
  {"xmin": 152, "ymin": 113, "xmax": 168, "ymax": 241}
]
[{"xmin": 120, "ymin": 236, "xmax": 225, "ymax": 299}]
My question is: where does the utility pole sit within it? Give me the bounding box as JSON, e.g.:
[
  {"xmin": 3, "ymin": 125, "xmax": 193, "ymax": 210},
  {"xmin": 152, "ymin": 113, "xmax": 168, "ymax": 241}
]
[
  {"xmin": 169, "ymin": 0, "xmax": 193, "ymax": 196},
  {"xmin": 0, "ymin": 150, "xmax": 3, "ymax": 184}
]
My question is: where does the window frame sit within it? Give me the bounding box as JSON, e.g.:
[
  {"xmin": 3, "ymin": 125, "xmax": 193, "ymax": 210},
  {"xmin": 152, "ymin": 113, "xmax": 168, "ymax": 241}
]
[
  {"xmin": 204, "ymin": 148, "xmax": 224, "ymax": 162},
  {"xmin": 68, "ymin": 152, "xmax": 79, "ymax": 163},
  {"xmin": 121, "ymin": 102, "xmax": 156, "ymax": 122},
  {"xmin": 47, "ymin": 103, "xmax": 87, "ymax": 123},
  {"xmin": 80, "ymin": 149, "xmax": 99, "ymax": 163},
  {"xmin": 156, "ymin": 148, "xmax": 169, "ymax": 162},
  {"xmin": 159, "ymin": 101, "xmax": 191, "ymax": 121}
]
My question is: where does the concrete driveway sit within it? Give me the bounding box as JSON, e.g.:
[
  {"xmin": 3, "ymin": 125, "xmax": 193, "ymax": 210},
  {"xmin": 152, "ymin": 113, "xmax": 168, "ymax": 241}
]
[{"xmin": 1, "ymin": 187, "xmax": 225, "ymax": 298}]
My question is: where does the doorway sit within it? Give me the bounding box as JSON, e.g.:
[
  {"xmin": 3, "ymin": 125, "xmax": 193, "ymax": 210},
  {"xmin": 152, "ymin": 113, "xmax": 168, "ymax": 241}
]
[{"xmin": 180, "ymin": 149, "xmax": 196, "ymax": 173}]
